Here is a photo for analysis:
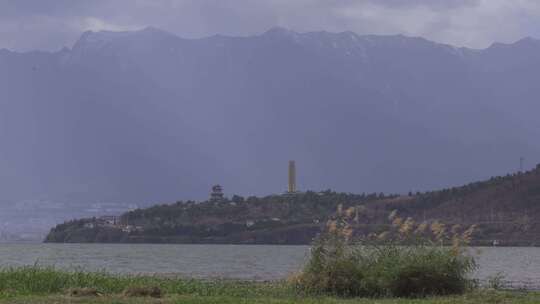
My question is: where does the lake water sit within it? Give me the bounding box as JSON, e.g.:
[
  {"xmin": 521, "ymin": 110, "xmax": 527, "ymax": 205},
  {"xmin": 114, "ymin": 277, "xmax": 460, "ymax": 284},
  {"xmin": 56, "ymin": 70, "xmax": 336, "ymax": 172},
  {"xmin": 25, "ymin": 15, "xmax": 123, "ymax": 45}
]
[{"xmin": 0, "ymin": 244, "xmax": 538, "ymax": 289}]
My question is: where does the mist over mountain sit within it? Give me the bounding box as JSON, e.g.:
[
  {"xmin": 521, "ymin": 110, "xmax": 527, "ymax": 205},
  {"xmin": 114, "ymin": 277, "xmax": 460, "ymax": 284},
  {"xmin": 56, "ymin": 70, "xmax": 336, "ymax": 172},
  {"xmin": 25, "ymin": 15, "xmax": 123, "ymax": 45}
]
[{"xmin": 1, "ymin": 27, "xmax": 539, "ymax": 206}]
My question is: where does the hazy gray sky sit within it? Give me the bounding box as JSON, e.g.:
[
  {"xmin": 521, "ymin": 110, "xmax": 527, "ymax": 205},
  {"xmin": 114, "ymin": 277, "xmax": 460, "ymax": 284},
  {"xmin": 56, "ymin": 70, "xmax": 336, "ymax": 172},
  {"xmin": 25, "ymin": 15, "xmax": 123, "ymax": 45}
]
[{"xmin": 2, "ymin": 0, "xmax": 540, "ymax": 51}]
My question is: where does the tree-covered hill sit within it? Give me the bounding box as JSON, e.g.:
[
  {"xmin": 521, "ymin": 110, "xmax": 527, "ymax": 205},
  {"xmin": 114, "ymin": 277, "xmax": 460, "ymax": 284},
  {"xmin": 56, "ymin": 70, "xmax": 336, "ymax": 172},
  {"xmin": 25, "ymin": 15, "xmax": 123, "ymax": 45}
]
[
  {"xmin": 44, "ymin": 191, "xmax": 385, "ymax": 244},
  {"xmin": 46, "ymin": 165, "xmax": 540, "ymax": 245}
]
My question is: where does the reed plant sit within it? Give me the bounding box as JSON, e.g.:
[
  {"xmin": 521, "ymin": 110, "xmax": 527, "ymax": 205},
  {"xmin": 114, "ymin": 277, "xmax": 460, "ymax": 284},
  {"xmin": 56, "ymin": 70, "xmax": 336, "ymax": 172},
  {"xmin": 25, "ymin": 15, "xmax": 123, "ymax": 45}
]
[{"xmin": 291, "ymin": 207, "xmax": 478, "ymax": 298}]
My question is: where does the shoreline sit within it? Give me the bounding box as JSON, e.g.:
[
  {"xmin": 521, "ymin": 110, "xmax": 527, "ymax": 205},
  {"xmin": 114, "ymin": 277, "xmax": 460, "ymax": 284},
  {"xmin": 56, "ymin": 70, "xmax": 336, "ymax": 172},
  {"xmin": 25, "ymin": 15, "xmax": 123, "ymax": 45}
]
[{"xmin": 38, "ymin": 241, "xmax": 540, "ymax": 248}]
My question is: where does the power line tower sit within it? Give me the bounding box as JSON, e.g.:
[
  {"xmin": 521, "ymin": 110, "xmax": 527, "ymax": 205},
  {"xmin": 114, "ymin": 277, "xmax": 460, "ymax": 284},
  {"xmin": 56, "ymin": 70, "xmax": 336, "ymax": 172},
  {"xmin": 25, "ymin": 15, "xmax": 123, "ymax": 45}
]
[{"xmin": 520, "ymin": 157, "xmax": 525, "ymax": 173}]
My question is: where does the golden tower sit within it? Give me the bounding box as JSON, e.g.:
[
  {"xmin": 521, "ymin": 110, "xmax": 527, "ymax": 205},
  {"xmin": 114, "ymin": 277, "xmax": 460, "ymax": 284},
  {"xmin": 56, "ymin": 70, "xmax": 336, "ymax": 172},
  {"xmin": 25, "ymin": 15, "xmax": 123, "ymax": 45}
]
[{"xmin": 288, "ymin": 160, "xmax": 296, "ymax": 193}]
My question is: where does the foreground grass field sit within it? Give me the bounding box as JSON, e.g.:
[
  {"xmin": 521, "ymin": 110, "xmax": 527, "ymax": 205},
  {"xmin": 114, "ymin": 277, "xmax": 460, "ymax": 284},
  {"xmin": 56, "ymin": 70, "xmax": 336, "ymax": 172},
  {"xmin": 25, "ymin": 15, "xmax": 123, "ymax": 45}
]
[
  {"xmin": 0, "ymin": 267, "xmax": 538, "ymax": 303},
  {"xmin": 3, "ymin": 291, "xmax": 540, "ymax": 304}
]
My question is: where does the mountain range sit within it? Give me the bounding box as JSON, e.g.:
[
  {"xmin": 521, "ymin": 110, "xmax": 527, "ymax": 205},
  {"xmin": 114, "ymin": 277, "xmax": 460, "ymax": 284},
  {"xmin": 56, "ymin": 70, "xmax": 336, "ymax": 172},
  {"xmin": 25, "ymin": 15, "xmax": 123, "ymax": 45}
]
[{"xmin": 1, "ymin": 27, "xmax": 539, "ymax": 205}]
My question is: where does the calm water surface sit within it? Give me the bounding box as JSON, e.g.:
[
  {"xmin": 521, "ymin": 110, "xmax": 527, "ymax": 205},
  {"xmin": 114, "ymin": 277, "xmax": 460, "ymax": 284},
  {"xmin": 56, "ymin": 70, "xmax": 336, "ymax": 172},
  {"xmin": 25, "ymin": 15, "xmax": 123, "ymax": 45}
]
[{"xmin": 0, "ymin": 244, "xmax": 538, "ymax": 288}]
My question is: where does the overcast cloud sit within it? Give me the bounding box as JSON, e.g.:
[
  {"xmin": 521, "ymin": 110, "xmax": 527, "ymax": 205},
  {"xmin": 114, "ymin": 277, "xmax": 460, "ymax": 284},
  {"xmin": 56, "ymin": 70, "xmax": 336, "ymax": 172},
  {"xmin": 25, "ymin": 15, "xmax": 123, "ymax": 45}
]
[{"xmin": 1, "ymin": 0, "xmax": 540, "ymax": 51}]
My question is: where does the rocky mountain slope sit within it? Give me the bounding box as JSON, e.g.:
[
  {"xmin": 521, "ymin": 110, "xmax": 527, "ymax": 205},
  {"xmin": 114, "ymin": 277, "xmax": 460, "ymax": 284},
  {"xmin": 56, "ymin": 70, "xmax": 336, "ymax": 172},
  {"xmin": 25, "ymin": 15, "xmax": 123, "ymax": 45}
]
[{"xmin": 1, "ymin": 27, "xmax": 539, "ymax": 205}]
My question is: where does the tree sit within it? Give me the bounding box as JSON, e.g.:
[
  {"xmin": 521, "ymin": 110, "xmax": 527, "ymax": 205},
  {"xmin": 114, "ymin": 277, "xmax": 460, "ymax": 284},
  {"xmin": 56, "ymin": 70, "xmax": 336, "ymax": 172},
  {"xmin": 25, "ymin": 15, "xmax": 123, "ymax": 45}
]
[{"xmin": 231, "ymin": 194, "xmax": 245, "ymax": 203}]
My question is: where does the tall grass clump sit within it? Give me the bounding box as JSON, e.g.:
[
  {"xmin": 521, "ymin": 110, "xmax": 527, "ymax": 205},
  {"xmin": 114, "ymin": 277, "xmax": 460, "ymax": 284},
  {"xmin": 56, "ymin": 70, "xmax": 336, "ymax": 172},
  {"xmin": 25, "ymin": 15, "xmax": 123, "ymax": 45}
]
[{"xmin": 292, "ymin": 207, "xmax": 477, "ymax": 298}]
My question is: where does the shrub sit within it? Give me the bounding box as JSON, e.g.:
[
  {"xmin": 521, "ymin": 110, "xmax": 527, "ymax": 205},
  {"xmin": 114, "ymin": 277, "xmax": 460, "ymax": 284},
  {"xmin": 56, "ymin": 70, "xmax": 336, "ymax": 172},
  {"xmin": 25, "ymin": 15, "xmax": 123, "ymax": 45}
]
[
  {"xmin": 381, "ymin": 246, "xmax": 476, "ymax": 297},
  {"xmin": 293, "ymin": 208, "xmax": 477, "ymax": 298},
  {"xmin": 292, "ymin": 232, "xmax": 366, "ymax": 297}
]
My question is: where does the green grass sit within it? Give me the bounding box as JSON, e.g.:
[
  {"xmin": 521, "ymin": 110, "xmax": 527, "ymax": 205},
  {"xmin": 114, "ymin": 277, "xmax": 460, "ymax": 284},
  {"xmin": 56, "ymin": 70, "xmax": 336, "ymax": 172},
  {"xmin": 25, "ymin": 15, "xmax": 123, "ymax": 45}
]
[
  {"xmin": 3, "ymin": 291, "xmax": 540, "ymax": 304},
  {"xmin": 0, "ymin": 267, "xmax": 538, "ymax": 303},
  {"xmin": 0, "ymin": 266, "xmax": 291, "ymax": 298}
]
